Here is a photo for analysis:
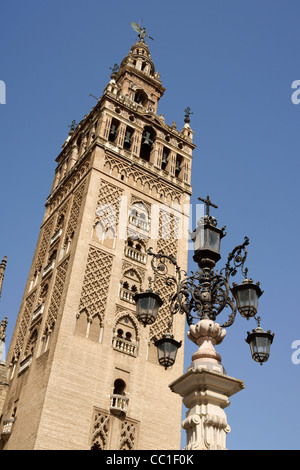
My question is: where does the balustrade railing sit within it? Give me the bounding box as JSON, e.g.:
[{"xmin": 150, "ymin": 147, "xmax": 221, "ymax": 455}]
[
  {"xmin": 124, "ymin": 245, "xmax": 147, "ymax": 264},
  {"xmin": 1, "ymin": 418, "xmax": 14, "ymax": 438},
  {"xmin": 120, "ymin": 287, "xmax": 136, "ymax": 304},
  {"xmin": 50, "ymin": 227, "xmax": 63, "ymax": 246},
  {"xmin": 112, "ymin": 335, "xmax": 138, "ymax": 357},
  {"xmin": 42, "ymin": 259, "xmax": 55, "ymax": 277},
  {"xmin": 110, "ymin": 394, "xmax": 129, "ymax": 415},
  {"xmin": 128, "ymin": 215, "xmax": 149, "ymax": 231}
]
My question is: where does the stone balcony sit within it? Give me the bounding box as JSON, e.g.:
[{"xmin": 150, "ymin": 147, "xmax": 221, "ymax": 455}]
[
  {"xmin": 119, "ymin": 287, "xmax": 136, "ymax": 304},
  {"xmin": 112, "ymin": 334, "xmax": 138, "ymax": 357},
  {"xmin": 109, "ymin": 394, "xmax": 129, "ymax": 416},
  {"xmin": 1, "ymin": 418, "xmax": 14, "ymax": 439},
  {"xmin": 124, "ymin": 245, "xmax": 147, "ymax": 264},
  {"xmin": 128, "ymin": 215, "xmax": 149, "ymax": 232}
]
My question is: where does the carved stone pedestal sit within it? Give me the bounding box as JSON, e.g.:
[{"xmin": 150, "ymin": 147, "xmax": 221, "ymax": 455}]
[{"xmin": 169, "ymin": 319, "xmax": 245, "ymax": 450}]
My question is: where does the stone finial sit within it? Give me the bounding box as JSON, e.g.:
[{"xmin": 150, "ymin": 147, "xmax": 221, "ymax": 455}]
[
  {"xmin": 109, "ymin": 63, "xmax": 120, "ymax": 80},
  {"xmin": 0, "ymin": 255, "xmax": 7, "ymax": 300},
  {"xmin": 0, "ymin": 316, "xmax": 8, "ymax": 342},
  {"xmin": 0, "ymin": 255, "xmax": 7, "ymax": 273},
  {"xmin": 184, "ymin": 107, "xmax": 193, "ymax": 124}
]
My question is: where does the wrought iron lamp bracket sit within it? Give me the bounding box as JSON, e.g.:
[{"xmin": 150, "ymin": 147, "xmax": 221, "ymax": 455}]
[{"xmin": 146, "ymin": 234, "xmax": 251, "ymax": 329}]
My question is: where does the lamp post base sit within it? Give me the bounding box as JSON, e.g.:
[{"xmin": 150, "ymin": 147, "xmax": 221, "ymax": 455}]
[
  {"xmin": 169, "ymin": 319, "xmax": 245, "ymax": 450},
  {"xmin": 169, "ymin": 366, "xmax": 244, "ymax": 450}
]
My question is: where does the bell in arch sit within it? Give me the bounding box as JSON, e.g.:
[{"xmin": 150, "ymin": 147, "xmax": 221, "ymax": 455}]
[
  {"xmin": 162, "ymin": 153, "xmax": 168, "ymax": 170},
  {"xmin": 142, "ymin": 131, "xmax": 153, "ymax": 148},
  {"xmin": 124, "ymin": 131, "xmax": 132, "ymax": 149},
  {"xmin": 109, "ymin": 124, "xmax": 118, "ymax": 141}
]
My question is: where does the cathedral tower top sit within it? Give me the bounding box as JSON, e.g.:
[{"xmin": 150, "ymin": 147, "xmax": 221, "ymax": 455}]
[
  {"xmin": 49, "ymin": 24, "xmax": 195, "ymax": 208},
  {"xmin": 110, "ymin": 38, "xmax": 165, "ymax": 115}
]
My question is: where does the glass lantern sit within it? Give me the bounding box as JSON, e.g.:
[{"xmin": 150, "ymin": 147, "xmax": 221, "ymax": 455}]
[
  {"xmin": 231, "ymin": 279, "xmax": 263, "ymax": 319},
  {"xmin": 246, "ymin": 326, "xmax": 274, "ymax": 365},
  {"xmin": 133, "ymin": 290, "xmax": 163, "ymax": 327},
  {"xmin": 191, "ymin": 218, "xmax": 225, "ymax": 267},
  {"xmin": 154, "ymin": 333, "xmax": 182, "ymax": 369}
]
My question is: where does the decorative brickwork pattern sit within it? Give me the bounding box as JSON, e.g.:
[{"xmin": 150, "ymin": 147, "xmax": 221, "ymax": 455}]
[
  {"xmin": 150, "ymin": 210, "xmax": 180, "ymax": 341},
  {"xmin": 47, "ymin": 159, "xmax": 90, "ymax": 216},
  {"xmin": 78, "ymin": 246, "xmax": 113, "ymax": 323},
  {"xmin": 44, "ymin": 257, "xmax": 70, "ymax": 332},
  {"xmin": 121, "ymin": 260, "xmax": 145, "ymax": 284},
  {"xmin": 55, "ymin": 199, "xmax": 70, "ymax": 230},
  {"xmin": 119, "ymin": 420, "xmax": 137, "ymax": 450},
  {"xmin": 157, "ymin": 210, "xmax": 179, "ymax": 257},
  {"xmin": 94, "ymin": 179, "xmax": 124, "ymax": 231},
  {"xmin": 90, "ymin": 409, "xmax": 111, "ymax": 450},
  {"xmin": 12, "ymin": 291, "xmax": 37, "ymax": 360},
  {"xmin": 66, "ymin": 181, "xmax": 87, "ymax": 239},
  {"xmin": 104, "ymin": 153, "xmax": 182, "ymax": 204},
  {"xmin": 34, "ymin": 218, "xmax": 55, "ymax": 272}
]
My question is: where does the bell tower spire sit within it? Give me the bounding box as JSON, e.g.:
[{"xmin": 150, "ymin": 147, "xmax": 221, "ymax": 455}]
[{"xmin": 110, "ymin": 30, "xmax": 164, "ymax": 116}]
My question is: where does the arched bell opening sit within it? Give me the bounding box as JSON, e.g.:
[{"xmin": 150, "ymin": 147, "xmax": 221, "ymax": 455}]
[{"xmin": 140, "ymin": 126, "xmax": 156, "ymax": 162}]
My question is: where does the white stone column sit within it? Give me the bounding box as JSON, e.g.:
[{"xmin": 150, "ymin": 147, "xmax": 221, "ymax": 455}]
[{"xmin": 169, "ymin": 319, "xmax": 245, "ymax": 450}]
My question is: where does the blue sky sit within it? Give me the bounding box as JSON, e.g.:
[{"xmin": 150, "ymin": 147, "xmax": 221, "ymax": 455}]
[{"xmin": 1, "ymin": 0, "xmax": 300, "ymax": 450}]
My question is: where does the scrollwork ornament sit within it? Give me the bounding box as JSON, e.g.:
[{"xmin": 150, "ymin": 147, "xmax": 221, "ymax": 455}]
[{"xmin": 146, "ymin": 233, "xmax": 251, "ymax": 329}]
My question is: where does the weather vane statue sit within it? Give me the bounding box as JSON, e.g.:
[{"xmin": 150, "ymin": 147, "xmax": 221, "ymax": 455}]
[{"xmin": 130, "ymin": 20, "xmax": 154, "ymax": 42}]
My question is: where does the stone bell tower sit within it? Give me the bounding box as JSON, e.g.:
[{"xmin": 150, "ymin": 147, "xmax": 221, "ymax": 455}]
[{"xmin": 0, "ymin": 30, "xmax": 196, "ymax": 450}]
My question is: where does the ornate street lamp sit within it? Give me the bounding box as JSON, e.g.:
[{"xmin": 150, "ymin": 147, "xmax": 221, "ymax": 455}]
[
  {"xmin": 155, "ymin": 333, "xmax": 182, "ymax": 369},
  {"xmin": 191, "ymin": 195, "xmax": 225, "ymax": 268},
  {"xmin": 231, "ymin": 276, "xmax": 263, "ymax": 319},
  {"xmin": 134, "ymin": 195, "xmax": 274, "ymax": 368},
  {"xmin": 246, "ymin": 316, "xmax": 274, "ymax": 365},
  {"xmin": 133, "ymin": 290, "xmax": 163, "ymax": 327}
]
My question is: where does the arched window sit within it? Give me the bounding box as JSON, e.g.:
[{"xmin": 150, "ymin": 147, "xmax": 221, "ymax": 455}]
[
  {"xmin": 161, "ymin": 147, "xmax": 170, "ymax": 170},
  {"xmin": 112, "ymin": 313, "xmax": 139, "ymax": 357},
  {"xmin": 123, "ymin": 126, "xmax": 134, "ymax": 150},
  {"xmin": 89, "ymin": 315, "xmax": 102, "ymax": 342},
  {"xmin": 93, "ymin": 220, "xmax": 116, "ymax": 249},
  {"xmin": 60, "ymin": 231, "xmax": 74, "ymax": 260},
  {"xmin": 175, "ymin": 154, "xmax": 183, "ymax": 177},
  {"xmin": 43, "ymin": 249, "xmax": 57, "ymax": 277},
  {"xmin": 128, "ymin": 202, "xmax": 150, "ymax": 239},
  {"xmin": 74, "ymin": 310, "xmax": 103, "ymax": 343},
  {"xmin": 134, "ymin": 89, "xmax": 148, "ymax": 107},
  {"xmin": 38, "ymin": 321, "xmax": 55, "ymax": 356},
  {"xmin": 108, "ymin": 118, "xmax": 119, "ymax": 143},
  {"xmin": 140, "ymin": 126, "xmax": 156, "ymax": 162},
  {"xmin": 25, "ymin": 329, "xmax": 38, "ymax": 358},
  {"xmin": 110, "ymin": 378, "xmax": 129, "ymax": 415},
  {"xmin": 119, "ymin": 269, "xmax": 142, "ymax": 304},
  {"xmin": 75, "ymin": 309, "xmax": 89, "ymax": 338},
  {"xmin": 113, "ymin": 378, "xmax": 126, "ymax": 396}
]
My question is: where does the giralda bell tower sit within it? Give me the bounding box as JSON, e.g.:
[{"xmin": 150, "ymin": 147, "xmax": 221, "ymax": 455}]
[{"xmin": 0, "ymin": 25, "xmax": 195, "ymax": 450}]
